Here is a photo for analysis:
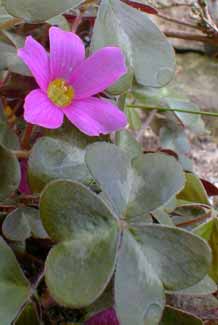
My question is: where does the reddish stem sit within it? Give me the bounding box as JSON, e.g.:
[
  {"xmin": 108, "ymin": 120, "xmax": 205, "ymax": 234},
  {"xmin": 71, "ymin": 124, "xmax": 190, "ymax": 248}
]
[{"xmin": 21, "ymin": 123, "xmax": 33, "ymax": 150}]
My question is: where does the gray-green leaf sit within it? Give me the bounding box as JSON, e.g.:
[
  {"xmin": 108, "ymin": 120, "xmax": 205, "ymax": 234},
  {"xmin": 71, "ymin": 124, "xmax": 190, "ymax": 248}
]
[
  {"xmin": 0, "ymin": 144, "xmax": 21, "ymax": 201},
  {"xmin": 115, "ymin": 230, "xmax": 165, "ymax": 325},
  {"xmin": 91, "ymin": 0, "xmax": 175, "ymax": 87},
  {"xmin": 40, "ymin": 180, "xmax": 119, "ymax": 307},
  {"xmin": 133, "ymin": 224, "xmax": 211, "ymax": 290},
  {"xmin": 2, "ymin": 0, "xmax": 84, "ymax": 22},
  {"xmin": 0, "ymin": 237, "xmax": 30, "ymax": 325},
  {"xmin": 85, "ymin": 142, "xmax": 185, "ymax": 219}
]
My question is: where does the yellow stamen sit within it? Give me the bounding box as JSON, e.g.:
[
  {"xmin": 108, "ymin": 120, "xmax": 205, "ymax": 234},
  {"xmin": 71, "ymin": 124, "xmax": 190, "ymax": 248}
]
[{"xmin": 47, "ymin": 79, "xmax": 74, "ymax": 107}]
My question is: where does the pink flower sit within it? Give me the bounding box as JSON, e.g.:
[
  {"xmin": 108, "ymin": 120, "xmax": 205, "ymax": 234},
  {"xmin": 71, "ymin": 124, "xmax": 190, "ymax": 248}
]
[
  {"xmin": 18, "ymin": 27, "xmax": 128, "ymax": 136},
  {"xmin": 85, "ymin": 308, "xmax": 119, "ymax": 325}
]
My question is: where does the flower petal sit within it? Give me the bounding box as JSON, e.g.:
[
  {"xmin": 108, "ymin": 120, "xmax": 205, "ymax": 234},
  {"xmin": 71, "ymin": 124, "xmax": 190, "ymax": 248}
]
[
  {"xmin": 24, "ymin": 89, "xmax": 64, "ymax": 129},
  {"xmin": 49, "ymin": 27, "xmax": 85, "ymax": 81},
  {"xmin": 18, "ymin": 36, "xmax": 50, "ymax": 91},
  {"xmin": 70, "ymin": 47, "xmax": 127, "ymax": 99},
  {"xmin": 63, "ymin": 97, "xmax": 127, "ymax": 136}
]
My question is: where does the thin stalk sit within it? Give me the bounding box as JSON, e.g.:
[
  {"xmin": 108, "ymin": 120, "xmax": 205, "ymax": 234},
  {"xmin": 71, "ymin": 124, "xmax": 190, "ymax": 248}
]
[
  {"xmin": 21, "ymin": 123, "xmax": 34, "ymax": 150},
  {"xmin": 12, "ymin": 150, "xmax": 30, "ymax": 159},
  {"xmin": 0, "ymin": 17, "xmax": 23, "ymax": 31},
  {"xmin": 127, "ymin": 104, "xmax": 218, "ymax": 117}
]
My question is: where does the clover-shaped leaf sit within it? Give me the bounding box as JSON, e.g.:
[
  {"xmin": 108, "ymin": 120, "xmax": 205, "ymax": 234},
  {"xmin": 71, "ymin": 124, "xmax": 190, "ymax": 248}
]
[
  {"xmin": 115, "ymin": 230, "xmax": 165, "ymax": 325},
  {"xmin": 40, "ymin": 180, "xmax": 120, "ymax": 307},
  {"xmin": 0, "ymin": 237, "xmax": 30, "ymax": 325},
  {"xmin": 0, "ymin": 144, "xmax": 21, "ymax": 201},
  {"xmin": 85, "ymin": 143, "xmax": 211, "ymax": 324},
  {"xmin": 114, "ymin": 225, "xmax": 211, "ymax": 325},
  {"xmin": 115, "ymin": 130, "xmax": 142, "ymax": 160},
  {"xmin": 2, "ymin": 0, "xmax": 84, "ymax": 22},
  {"xmin": 132, "ymin": 224, "xmax": 211, "ymax": 290},
  {"xmin": 194, "ymin": 217, "xmax": 218, "ymax": 282},
  {"xmin": 91, "ymin": 0, "xmax": 175, "ymax": 87},
  {"xmin": 174, "ymin": 275, "xmax": 216, "ymax": 296},
  {"xmin": 2, "ymin": 207, "xmax": 48, "ymax": 241},
  {"xmin": 160, "ymin": 306, "xmax": 203, "ymax": 325},
  {"xmin": 177, "ymin": 172, "xmax": 210, "ymax": 205},
  {"xmin": 28, "ymin": 125, "xmax": 100, "ymax": 193},
  {"xmin": 85, "ymin": 142, "xmax": 185, "ymax": 219},
  {"xmin": 0, "ymin": 121, "xmax": 20, "ymax": 150}
]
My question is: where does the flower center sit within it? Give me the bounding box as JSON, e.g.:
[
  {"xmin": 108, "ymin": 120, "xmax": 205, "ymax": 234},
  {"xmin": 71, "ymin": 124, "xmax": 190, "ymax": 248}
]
[{"xmin": 47, "ymin": 79, "xmax": 74, "ymax": 107}]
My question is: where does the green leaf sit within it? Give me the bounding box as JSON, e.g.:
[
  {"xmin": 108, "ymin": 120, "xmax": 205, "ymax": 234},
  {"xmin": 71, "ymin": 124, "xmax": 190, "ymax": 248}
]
[
  {"xmin": 40, "ymin": 179, "xmax": 118, "ymax": 241},
  {"xmin": 115, "ymin": 130, "xmax": 142, "ymax": 160},
  {"xmin": 91, "ymin": 0, "xmax": 175, "ymax": 87},
  {"xmin": 15, "ymin": 303, "xmax": 39, "ymax": 325},
  {"xmin": 47, "ymin": 14, "xmax": 70, "ymax": 30},
  {"xmin": 40, "ymin": 180, "xmax": 119, "ymax": 307},
  {"xmin": 2, "ymin": 0, "xmax": 84, "ymax": 22},
  {"xmin": 160, "ymin": 306, "xmax": 203, "ymax": 325},
  {"xmin": 132, "ymin": 224, "xmax": 211, "ymax": 290},
  {"xmin": 0, "ymin": 237, "xmax": 30, "ymax": 325},
  {"xmin": 115, "ymin": 230, "xmax": 165, "ymax": 325},
  {"xmin": 0, "ymin": 144, "xmax": 21, "ymax": 201},
  {"xmin": 86, "ymin": 142, "xmax": 185, "ymax": 219},
  {"xmin": 107, "ymin": 68, "xmax": 134, "ymax": 95},
  {"xmin": 2, "ymin": 207, "xmax": 48, "ymax": 241},
  {"xmin": 124, "ymin": 106, "xmax": 142, "ymax": 130},
  {"xmin": 85, "ymin": 281, "xmax": 114, "ymax": 320},
  {"xmin": 0, "ymin": 121, "xmax": 20, "ymax": 150},
  {"xmin": 0, "ymin": 40, "xmax": 29, "ymax": 75},
  {"xmin": 173, "ymin": 275, "xmax": 217, "ymax": 296},
  {"xmin": 28, "ymin": 126, "xmax": 99, "ymax": 193},
  {"xmin": 152, "ymin": 208, "xmax": 174, "ymax": 226},
  {"xmin": 177, "ymin": 172, "xmax": 210, "ymax": 205},
  {"xmin": 160, "ymin": 126, "xmax": 190, "ymax": 155},
  {"xmin": 194, "ymin": 217, "xmax": 218, "ymax": 282},
  {"xmin": 0, "ymin": 5, "xmax": 13, "ymax": 24}
]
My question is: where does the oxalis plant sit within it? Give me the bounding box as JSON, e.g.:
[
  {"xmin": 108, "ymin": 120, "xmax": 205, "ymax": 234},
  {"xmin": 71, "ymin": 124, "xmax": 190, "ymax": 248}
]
[{"xmin": 0, "ymin": 0, "xmax": 216, "ymax": 324}]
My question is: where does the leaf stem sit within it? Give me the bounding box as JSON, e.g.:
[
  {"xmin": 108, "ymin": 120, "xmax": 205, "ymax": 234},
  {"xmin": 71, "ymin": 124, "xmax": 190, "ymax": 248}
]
[
  {"xmin": 127, "ymin": 104, "xmax": 218, "ymax": 117},
  {"xmin": 0, "ymin": 17, "xmax": 23, "ymax": 31},
  {"xmin": 176, "ymin": 212, "xmax": 210, "ymax": 227},
  {"xmin": 12, "ymin": 150, "xmax": 30, "ymax": 159},
  {"xmin": 21, "ymin": 123, "xmax": 34, "ymax": 150}
]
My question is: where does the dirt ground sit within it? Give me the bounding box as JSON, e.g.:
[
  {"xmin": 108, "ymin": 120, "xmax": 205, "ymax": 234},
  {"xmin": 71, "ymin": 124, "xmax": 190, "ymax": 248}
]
[
  {"xmin": 190, "ymin": 135, "xmax": 218, "ymax": 186},
  {"xmin": 143, "ymin": 128, "xmax": 218, "ymax": 186}
]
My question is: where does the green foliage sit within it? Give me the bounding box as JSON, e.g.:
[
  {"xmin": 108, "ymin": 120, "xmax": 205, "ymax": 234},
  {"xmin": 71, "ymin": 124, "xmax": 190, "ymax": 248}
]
[
  {"xmin": 177, "ymin": 172, "xmax": 210, "ymax": 205},
  {"xmin": 0, "ymin": 120, "xmax": 20, "ymax": 150},
  {"xmin": 2, "ymin": 0, "xmax": 84, "ymax": 22},
  {"xmin": 85, "ymin": 142, "xmax": 185, "ymax": 218},
  {"xmin": 15, "ymin": 303, "xmax": 39, "ymax": 325},
  {"xmin": 28, "ymin": 125, "xmax": 100, "ymax": 193},
  {"xmin": 40, "ymin": 180, "xmax": 119, "ymax": 307},
  {"xmin": 0, "ymin": 144, "xmax": 20, "ymax": 201},
  {"xmin": 91, "ymin": 0, "xmax": 175, "ymax": 88},
  {"xmin": 0, "ymin": 237, "xmax": 30, "ymax": 324},
  {"xmin": 160, "ymin": 306, "xmax": 203, "ymax": 325},
  {"xmin": 2, "ymin": 207, "xmax": 48, "ymax": 241},
  {"xmin": 115, "ymin": 230, "xmax": 165, "ymax": 325},
  {"xmin": 0, "ymin": 1, "xmax": 216, "ymax": 323},
  {"xmin": 195, "ymin": 217, "xmax": 218, "ymax": 282}
]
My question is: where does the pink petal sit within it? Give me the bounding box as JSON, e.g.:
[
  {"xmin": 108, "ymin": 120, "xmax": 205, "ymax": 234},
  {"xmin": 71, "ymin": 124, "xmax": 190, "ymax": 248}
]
[
  {"xmin": 63, "ymin": 97, "xmax": 127, "ymax": 136},
  {"xmin": 24, "ymin": 89, "xmax": 64, "ymax": 129},
  {"xmin": 18, "ymin": 36, "xmax": 50, "ymax": 91},
  {"xmin": 70, "ymin": 47, "xmax": 127, "ymax": 99},
  {"xmin": 49, "ymin": 27, "xmax": 85, "ymax": 81},
  {"xmin": 85, "ymin": 308, "xmax": 119, "ymax": 325}
]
